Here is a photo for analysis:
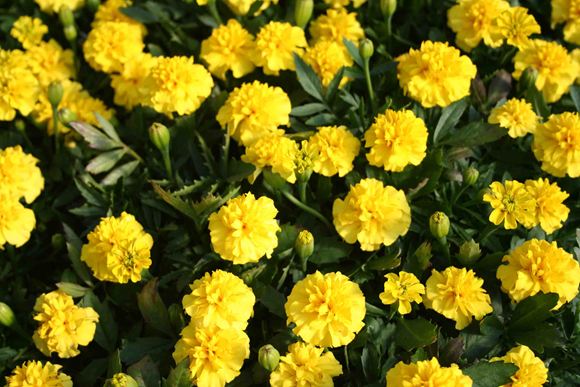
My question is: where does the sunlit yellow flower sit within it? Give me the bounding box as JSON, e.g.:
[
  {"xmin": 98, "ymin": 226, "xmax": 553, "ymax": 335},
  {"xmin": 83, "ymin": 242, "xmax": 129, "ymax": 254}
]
[
  {"xmin": 0, "ymin": 145, "xmax": 44, "ymax": 203},
  {"xmin": 323, "ymin": 0, "xmax": 367, "ymax": 8},
  {"xmin": 108, "ymin": 373, "xmax": 139, "ymax": 387},
  {"xmin": 396, "ymin": 41, "xmax": 477, "ymax": 108},
  {"xmin": 497, "ymin": 239, "xmax": 580, "ymax": 308},
  {"xmin": 532, "ymin": 112, "xmax": 580, "ymax": 178},
  {"xmin": 379, "ymin": 272, "xmax": 425, "ymax": 315},
  {"xmin": 525, "ymin": 178, "xmax": 569, "ymax": 234},
  {"xmin": 333, "ymin": 178, "xmax": 411, "ymax": 251},
  {"xmin": 285, "ymin": 271, "xmax": 366, "ymax": 347},
  {"xmin": 241, "ymin": 133, "xmax": 299, "ymax": 183},
  {"xmin": 0, "ymin": 49, "xmax": 40, "ymax": 121},
  {"xmin": 513, "ymin": 40, "xmax": 579, "ymax": 103},
  {"xmin": 94, "ymin": 0, "xmax": 146, "ymax": 34},
  {"xmin": 270, "ymin": 342, "xmax": 343, "ymax": 387},
  {"xmin": 386, "ymin": 358, "xmax": 473, "ymax": 387},
  {"xmin": 200, "ymin": 19, "xmax": 256, "ymax": 80},
  {"xmin": 308, "ymin": 125, "xmax": 360, "ymax": 177},
  {"xmin": 208, "ymin": 193, "xmax": 280, "ymax": 264},
  {"xmin": 80, "ymin": 212, "xmax": 154, "ymax": 283},
  {"xmin": 173, "ymin": 323, "xmax": 249, "ymax": 387},
  {"xmin": 483, "ymin": 181, "xmax": 537, "ymax": 229},
  {"xmin": 0, "ymin": 195, "xmax": 36, "ymax": 249},
  {"xmin": 303, "ymin": 40, "xmax": 353, "ymax": 87},
  {"xmin": 10, "ymin": 16, "xmax": 48, "ymax": 49},
  {"xmin": 552, "ymin": 0, "xmax": 580, "ymax": 45},
  {"xmin": 35, "ymin": 0, "xmax": 84, "ymax": 13},
  {"xmin": 491, "ymin": 345, "xmax": 548, "ymax": 387},
  {"xmin": 488, "ymin": 98, "xmax": 538, "ymax": 138},
  {"xmin": 491, "ymin": 7, "xmax": 541, "ymax": 49},
  {"xmin": 364, "ymin": 109, "xmax": 428, "ymax": 172},
  {"xmin": 216, "ymin": 81, "xmax": 291, "ymax": 146},
  {"xmin": 5, "ymin": 361, "xmax": 72, "ymax": 387},
  {"xmin": 447, "ymin": 0, "xmax": 510, "ymax": 51},
  {"xmin": 182, "ymin": 270, "xmax": 255, "ymax": 330},
  {"xmin": 223, "ymin": 0, "xmax": 278, "ymax": 15},
  {"xmin": 111, "ymin": 53, "xmax": 157, "ymax": 110},
  {"xmin": 254, "ymin": 21, "xmax": 307, "ymax": 76},
  {"xmin": 424, "ymin": 267, "xmax": 493, "ymax": 330},
  {"xmin": 310, "ymin": 9, "xmax": 365, "ymax": 45},
  {"xmin": 33, "ymin": 290, "xmax": 99, "ymax": 358},
  {"xmin": 27, "ymin": 40, "xmax": 75, "ymax": 88}
]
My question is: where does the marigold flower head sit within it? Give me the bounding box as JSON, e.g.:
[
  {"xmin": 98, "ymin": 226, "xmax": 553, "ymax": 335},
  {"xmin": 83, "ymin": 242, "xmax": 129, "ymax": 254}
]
[
  {"xmin": 254, "ymin": 21, "xmax": 307, "ymax": 76},
  {"xmin": 364, "ymin": 109, "xmax": 428, "ymax": 172},
  {"xmin": 208, "ymin": 193, "xmax": 280, "ymax": 264},
  {"xmin": 552, "ymin": 0, "xmax": 580, "ymax": 45},
  {"xmin": 0, "ymin": 49, "xmax": 40, "ymax": 121},
  {"xmin": 424, "ymin": 267, "xmax": 493, "ymax": 330},
  {"xmin": 386, "ymin": 358, "xmax": 473, "ymax": 387},
  {"xmin": 111, "ymin": 53, "xmax": 157, "ymax": 110},
  {"xmin": 0, "ymin": 145, "xmax": 44, "ymax": 203},
  {"xmin": 94, "ymin": 0, "xmax": 146, "ymax": 34},
  {"xmin": 303, "ymin": 40, "xmax": 353, "ymax": 87},
  {"xmin": 525, "ymin": 178, "xmax": 569, "ymax": 234},
  {"xmin": 532, "ymin": 112, "xmax": 580, "ymax": 177},
  {"xmin": 0, "ymin": 195, "xmax": 36, "ymax": 249},
  {"xmin": 483, "ymin": 180, "xmax": 537, "ymax": 230},
  {"xmin": 32, "ymin": 290, "xmax": 99, "ymax": 358},
  {"xmin": 216, "ymin": 81, "xmax": 291, "ymax": 146},
  {"xmin": 35, "ymin": 0, "xmax": 84, "ymax": 13},
  {"xmin": 497, "ymin": 239, "xmax": 580, "ymax": 308},
  {"xmin": 513, "ymin": 40, "xmax": 579, "ymax": 103},
  {"xmin": 488, "ymin": 98, "xmax": 538, "ymax": 138},
  {"xmin": 10, "ymin": 16, "xmax": 48, "ymax": 49},
  {"xmin": 491, "ymin": 345, "xmax": 548, "ymax": 387},
  {"xmin": 308, "ymin": 125, "xmax": 360, "ymax": 177},
  {"xmin": 173, "ymin": 323, "xmax": 250, "ymax": 387},
  {"xmin": 200, "ymin": 19, "xmax": 256, "ymax": 80},
  {"xmin": 27, "ymin": 40, "xmax": 75, "ymax": 88},
  {"xmin": 223, "ymin": 0, "xmax": 278, "ymax": 15},
  {"xmin": 5, "ymin": 361, "xmax": 72, "ymax": 387},
  {"xmin": 285, "ymin": 271, "xmax": 366, "ymax": 347},
  {"xmin": 379, "ymin": 271, "xmax": 425, "ymax": 315},
  {"xmin": 80, "ymin": 212, "xmax": 154, "ymax": 283},
  {"xmin": 447, "ymin": 0, "xmax": 510, "ymax": 51},
  {"xmin": 310, "ymin": 9, "xmax": 365, "ymax": 45},
  {"xmin": 241, "ymin": 133, "xmax": 300, "ymax": 183},
  {"xmin": 109, "ymin": 373, "xmax": 139, "ymax": 387},
  {"xmin": 323, "ymin": 0, "xmax": 367, "ymax": 8},
  {"xmin": 396, "ymin": 41, "xmax": 477, "ymax": 108},
  {"xmin": 333, "ymin": 178, "xmax": 411, "ymax": 251},
  {"xmin": 270, "ymin": 342, "xmax": 343, "ymax": 386},
  {"xmin": 491, "ymin": 7, "xmax": 541, "ymax": 49},
  {"xmin": 182, "ymin": 270, "xmax": 256, "ymax": 330}
]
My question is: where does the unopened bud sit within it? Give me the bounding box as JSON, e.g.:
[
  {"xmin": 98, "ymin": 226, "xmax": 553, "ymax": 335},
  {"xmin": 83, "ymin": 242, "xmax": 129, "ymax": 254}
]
[
  {"xmin": 429, "ymin": 212, "xmax": 450, "ymax": 239},
  {"xmin": 149, "ymin": 123, "xmax": 171, "ymax": 154},
  {"xmin": 14, "ymin": 119, "xmax": 26, "ymax": 132},
  {"xmin": 87, "ymin": 0, "xmax": 101, "ymax": 12},
  {"xmin": 294, "ymin": 0, "xmax": 314, "ymax": 29},
  {"xmin": 105, "ymin": 373, "xmax": 139, "ymax": 387},
  {"xmin": 381, "ymin": 0, "xmax": 397, "ymax": 18},
  {"xmin": 520, "ymin": 67, "xmax": 538, "ymax": 91},
  {"xmin": 0, "ymin": 303, "xmax": 15, "ymax": 328},
  {"xmin": 48, "ymin": 82, "xmax": 64, "ymax": 107},
  {"xmin": 51, "ymin": 233, "xmax": 65, "ymax": 250},
  {"xmin": 457, "ymin": 239, "xmax": 481, "ymax": 266},
  {"xmin": 59, "ymin": 108, "xmax": 77, "ymax": 125},
  {"xmin": 64, "ymin": 25, "xmax": 77, "ymax": 42},
  {"xmin": 258, "ymin": 344, "xmax": 280, "ymax": 372},
  {"xmin": 414, "ymin": 241, "xmax": 432, "ymax": 270},
  {"xmin": 463, "ymin": 167, "xmax": 479, "ymax": 186},
  {"xmin": 295, "ymin": 230, "xmax": 314, "ymax": 262},
  {"xmin": 359, "ymin": 39, "xmax": 374, "ymax": 60},
  {"xmin": 59, "ymin": 7, "xmax": 75, "ymax": 27}
]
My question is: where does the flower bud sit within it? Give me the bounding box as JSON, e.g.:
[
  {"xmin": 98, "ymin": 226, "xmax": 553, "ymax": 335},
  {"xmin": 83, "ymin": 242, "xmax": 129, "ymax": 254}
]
[
  {"xmin": 463, "ymin": 167, "xmax": 479, "ymax": 186},
  {"xmin": 64, "ymin": 25, "xmax": 77, "ymax": 42},
  {"xmin": 59, "ymin": 108, "xmax": 78, "ymax": 125},
  {"xmin": 258, "ymin": 344, "xmax": 280, "ymax": 372},
  {"xmin": 359, "ymin": 39, "xmax": 374, "ymax": 61},
  {"xmin": 520, "ymin": 67, "xmax": 538, "ymax": 91},
  {"xmin": 105, "ymin": 373, "xmax": 139, "ymax": 387},
  {"xmin": 51, "ymin": 233, "xmax": 65, "ymax": 250},
  {"xmin": 0, "ymin": 303, "xmax": 15, "ymax": 328},
  {"xmin": 14, "ymin": 119, "xmax": 26, "ymax": 132},
  {"xmin": 429, "ymin": 212, "xmax": 450, "ymax": 239},
  {"xmin": 59, "ymin": 7, "xmax": 75, "ymax": 27},
  {"xmin": 457, "ymin": 239, "xmax": 481, "ymax": 266},
  {"xmin": 149, "ymin": 123, "xmax": 171, "ymax": 154},
  {"xmin": 414, "ymin": 241, "xmax": 432, "ymax": 270},
  {"xmin": 87, "ymin": 0, "xmax": 101, "ymax": 12},
  {"xmin": 295, "ymin": 230, "xmax": 314, "ymax": 262},
  {"xmin": 294, "ymin": 0, "xmax": 314, "ymax": 29},
  {"xmin": 381, "ymin": 0, "xmax": 397, "ymax": 18},
  {"xmin": 48, "ymin": 82, "xmax": 64, "ymax": 107}
]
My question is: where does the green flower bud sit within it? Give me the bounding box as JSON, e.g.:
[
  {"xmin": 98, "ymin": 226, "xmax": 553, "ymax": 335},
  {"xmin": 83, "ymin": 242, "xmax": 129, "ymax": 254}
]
[
  {"xmin": 520, "ymin": 67, "xmax": 538, "ymax": 91},
  {"xmin": 457, "ymin": 239, "xmax": 481, "ymax": 266},
  {"xmin": 64, "ymin": 25, "xmax": 77, "ymax": 42},
  {"xmin": 14, "ymin": 119, "xmax": 26, "ymax": 132},
  {"xmin": 105, "ymin": 373, "xmax": 139, "ymax": 387},
  {"xmin": 59, "ymin": 7, "xmax": 75, "ymax": 27},
  {"xmin": 463, "ymin": 167, "xmax": 479, "ymax": 186},
  {"xmin": 414, "ymin": 241, "xmax": 432, "ymax": 270},
  {"xmin": 51, "ymin": 233, "xmax": 65, "ymax": 250},
  {"xmin": 381, "ymin": 0, "xmax": 397, "ymax": 18},
  {"xmin": 149, "ymin": 123, "xmax": 171, "ymax": 154},
  {"xmin": 87, "ymin": 0, "xmax": 101, "ymax": 12},
  {"xmin": 258, "ymin": 344, "xmax": 280, "ymax": 372},
  {"xmin": 429, "ymin": 212, "xmax": 450, "ymax": 239},
  {"xmin": 59, "ymin": 108, "xmax": 78, "ymax": 125},
  {"xmin": 295, "ymin": 230, "xmax": 314, "ymax": 262},
  {"xmin": 0, "ymin": 303, "xmax": 15, "ymax": 328},
  {"xmin": 294, "ymin": 0, "xmax": 314, "ymax": 29},
  {"xmin": 359, "ymin": 38, "xmax": 374, "ymax": 61},
  {"xmin": 48, "ymin": 82, "xmax": 64, "ymax": 107}
]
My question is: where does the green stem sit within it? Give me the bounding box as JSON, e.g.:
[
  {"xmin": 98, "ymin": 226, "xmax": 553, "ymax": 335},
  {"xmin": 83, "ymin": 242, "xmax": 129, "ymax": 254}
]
[
  {"xmin": 282, "ymin": 190, "xmax": 332, "ymax": 228},
  {"xmin": 344, "ymin": 346, "xmax": 351, "ymax": 374},
  {"xmin": 437, "ymin": 236, "xmax": 451, "ymax": 266},
  {"xmin": 208, "ymin": 0, "xmax": 223, "ymax": 24},
  {"xmin": 124, "ymin": 145, "xmax": 144, "ymax": 164},
  {"xmin": 162, "ymin": 150, "xmax": 173, "ymax": 181},
  {"xmin": 221, "ymin": 131, "xmax": 230, "ymax": 177},
  {"xmin": 363, "ymin": 58, "xmax": 376, "ymax": 109},
  {"xmin": 298, "ymin": 181, "xmax": 307, "ymax": 203},
  {"xmin": 52, "ymin": 105, "xmax": 60, "ymax": 154},
  {"xmin": 386, "ymin": 15, "xmax": 392, "ymax": 38}
]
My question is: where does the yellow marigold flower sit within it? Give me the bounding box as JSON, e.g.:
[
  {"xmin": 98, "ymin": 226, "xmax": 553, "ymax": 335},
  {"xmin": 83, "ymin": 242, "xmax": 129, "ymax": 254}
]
[
  {"xmin": 173, "ymin": 323, "xmax": 249, "ymax": 387},
  {"xmin": 424, "ymin": 267, "xmax": 493, "ymax": 330},
  {"xmin": 200, "ymin": 19, "xmax": 256, "ymax": 80},
  {"xmin": 241, "ymin": 133, "xmax": 300, "ymax": 183},
  {"xmin": 497, "ymin": 239, "xmax": 580, "ymax": 308},
  {"xmin": 10, "ymin": 16, "xmax": 48, "ymax": 49},
  {"xmin": 32, "ymin": 290, "xmax": 99, "ymax": 358},
  {"xmin": 182, "ymin": 270, "xmax": 255, "ymax": 330},
  {"xmin": 379, "ymin": 271, "xmax": 425, "ymax": 315},
  {"xmin": 108, "ymin": 373, "xmax": 139, "ymax": 387},
  {"xmin": 83, "ymin": 21, "xmax": 144, "ymax": 74},
  {"xmin": 386, "ymin": 358, "xmax": 473, "ymax": 387},
  {"xmin": 491, "ymin": 345, "xmax": 548, "ymax": 387},
  {"xmin": 513, "ymin": 40, "xmax": 579, "ymax": 103},
  {"xmin": 483, "ymin": 180, "xmax": 537, "ymax": 230},
  {"xmin": 94, "ymin": 0, "xmax": 146, "ymax": 34},
  {"xmin": 307, "ymin": 125, "xmax": 360, "ymax": 177},
  {"xmin": 303, "ymin": 40, "xmax": 353, "ymax": 88},
  {"xmin": 208, "ymin": 193, "xmax": 280, "ymax": 264},
  {"xmin": 111, "ymin": 53, "xmax": 157, "ymax": 110},
  {"xmin": 310, "ymin": 9, "xmax": 365, "ymax": 45},
  {"xmin": 285, "ymin": 271, "xmax": 366, "ymax": 347},
  {"xmin": 552, "ymin": 0, "xmax": 580, "ymax": 45},
  {"xmin": 270, "ymin": 342, "xmax": 343, "ymax": 387},
  {"xmin": 333, "ymin": 178, "xmax": 411, "ymax": 251},
  {"xmin": 5, "ymin": 361, "xmax": 72, "ymax": 387},
  {"xmin": 525, "ymin": 178, "xmax": 569, "ymax": 234},
  {"xmin": 532, "ymin": 112, "xmax": 580, "ymax": 177},
  {"xmin": 35, "ymin": 0, "xmax": 84, "ymax": 13},
  {"xmin": 220, "ymin": 0, "xmax": 278, "ymax": 15},
  {"xmin": 0, "ymin": 196, "xmax": 36, "ymax": 249},
  {"xmin": 254, "ymin": 21, "xmax": 307, "ymax": 76},
  {"xmin": 488, "ymin": 98, "xmax": 538, "ymax": 138},
  {"xmin": 80, "ymin": 212, "xmax": 154, "ymax": 283},
  {"xmin": 0, "ymin": 145, "xmax": 44, "ymax": 203},
  {"xmin": 27, "ymin": 40, "xmax": 75, "ymax": 88},
  {"xmin": 323, "ymin": 0, "xmax": 367, "ymax": 8},
  {"xmin": 491, "ymin": 7, "xmax": 541, "ymax": 49},
  {"xmin": 216, "ymin": 81, "xmax": 291, "ymax": 146},
  {"xmin": 364, "ymin": 109, "xmax": 428, "ymax": 172},
  {"xmin": 396, "ymin": 41, "xmax": 477, "ymax": 108},
  {"xmin": 0, "ymin": 49, "xmax": 40, "ymax": 121}
]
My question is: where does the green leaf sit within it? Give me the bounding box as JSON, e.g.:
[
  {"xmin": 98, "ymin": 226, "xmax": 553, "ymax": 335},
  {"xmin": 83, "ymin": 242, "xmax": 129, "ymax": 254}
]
[
  {"xmin": 510, "ymin": 322, "xmax": 563, "ymax": 353},
  {"xmin": 62, "ymin": 223, "xmax": 93, "ymax": 286},
  {"xmin": 70, "ymin": 121, "xmax": 120, "ymax": 150},
  {"xmin": 463, "ymin": 361, "xmax": 518, "ymax": 387},
  {"xmin": 107, "ymin": 350, "xmax": 122, "ymax": 378},
  {"xmin": 290, "ymin": 103, "xmax": 327, "ymax": 117},
  {"xmin": 439, "ymin": 122, "xmax": 507, "ymax": 147},
  {"xmin": 81, "ymin": 291, "xmax": 118, "ymax": 352},
  {"xmin": 395, "ymin": 317, "xmax": 437, "ymax": 351},
  {"xmin": 294, "ymin": 53, "xmax": 324, "ymax": 101},
  {"xmin": 86, "ymin": 149, "xmax": 126, "ymax": 174},
  {"xmin": 508, "ymin": 292, "xmax": 558, "ymax": 331},
  {"xmin": 137, "ymin": 278, "xmax": 173, "ymax": 336},
  {"xmin": 127, "ymin": 356, "xmax": 161, "ymax": 387},
  {"xmin": 77, "ymin": 358, "xmax": 108, "ymax": 387},
  {"xmin": 121, "ymin": 337, "xmax": 173, "ymax": 364},
  {"xmin": 151, "ymin": 182, "xmax": 198, "ymax": 222},
  {"xmin": 121, "ymin": 5, "xmax": 160, "ymax": 23},
  {"xmin": 309, "ymin": 237, "xmax": 352, "ymax": 265},
  {"xmin": 570, "ymin": 85, "xmax": 580, "ymax": 113},
  {"xmin": 433, "ymin": 99, "xmax": 467, "ymax": 145},
  {"xmin": 165, "ymin": 359, "xmax": 193, "ymax": 387},
  {"xmin": 343, "ymin": 38, "xmax": 363, "ymax": 68},
  {"xmin": 525, "ymin": 86, "xmax": 550, "ymax": 118},
  {"xmin": 255, "ymin": 284, "xmax": 286, "ymax": 319},
  {"xmin": 325, "ymin": 66, "xmax": 345, "ymax": 102},
  {"xmin": 305, "ymin": 113, "xmax": 336, "ymax": 127},
  {"xmin": 101, "ymin": 160, "xmax": 140, "ymax": 186},
  {"xmin": 94, "ymin": 112, "xmax": 121, "ymax": 141},
  {"xmin": 56, "ymin": 282, "xmax": 89, "ymax": 298}
]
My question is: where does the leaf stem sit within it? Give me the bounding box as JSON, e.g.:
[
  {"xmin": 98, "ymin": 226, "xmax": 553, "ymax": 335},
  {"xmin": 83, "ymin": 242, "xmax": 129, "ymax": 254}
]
[
  {"xmin": 281, "ymin": 190, "xmax": 332, "ymax": 228},
  {"xmin": 208, "ymin": 0, "xmax": 223, "ymax": 24},
  {"xmin": 52, "ymin": 106, "xmax": 60, "ymax": 154},
  {"xmin": 362, "ymin": 57, "xmax": 376, "ymax": 110}
]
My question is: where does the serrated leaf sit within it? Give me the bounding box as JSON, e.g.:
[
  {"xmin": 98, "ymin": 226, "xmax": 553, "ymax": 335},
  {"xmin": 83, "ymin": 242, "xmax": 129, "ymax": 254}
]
[
  {"xmin": 101, "ymin": 160, "xmax": 139, "ymax": 186},
  {"xmin": 509, "ymin": 292, "xmax": 558, "ymax": 331},
  {"xmin": 165, "ymin": 359, "xmax": 193, "ymax": 387},
  {"xmin": 70, "ymin": 121, "xmax": 120, "ymax": 150},
  {"xmin": 86, "ymin": 149, "xmax": 126, "ymax": 174},
  {"xmin": 395, "ymin": 317, "xmax": 437, "ymax": 351},
  {"xmin": 94, "ymin": 112, "xmax": 121, "ymax": 141},
  {"xmin": 294, "ymin": 53, "xmax": 324, "ymax": 101},
  {"xmin": 463, "ymin": 361, "xmax": 518, "ymax": 387},
  {"xmin": 151, "ymin": 182, "xmax": 198, "ymax": 221},
  {"xmin": 433, "ymin": 99, "xmax": 467, "ymax": 145}
]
